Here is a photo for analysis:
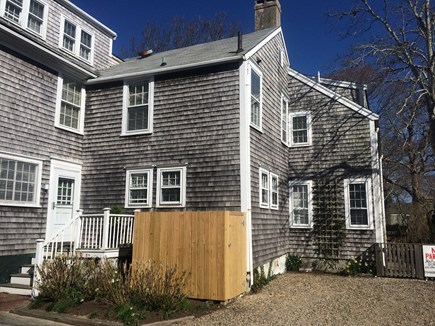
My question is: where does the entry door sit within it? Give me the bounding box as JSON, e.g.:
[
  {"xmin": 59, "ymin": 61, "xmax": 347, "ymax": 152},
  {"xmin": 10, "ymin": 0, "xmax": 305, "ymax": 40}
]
[{"xmin": 47, "ymin": 160, "xmax": 81, "ymax": 240}]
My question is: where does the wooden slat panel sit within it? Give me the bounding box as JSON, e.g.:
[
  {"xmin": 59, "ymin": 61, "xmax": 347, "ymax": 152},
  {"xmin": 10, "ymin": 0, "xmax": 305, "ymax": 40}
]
[{"xmin": 132, "ymin": 211, "xmax": 246, "ymax": 301}]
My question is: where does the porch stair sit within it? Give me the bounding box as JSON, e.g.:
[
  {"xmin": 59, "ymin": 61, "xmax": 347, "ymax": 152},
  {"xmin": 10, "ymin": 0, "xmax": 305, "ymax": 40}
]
[{"xmin": 0, "ymin": 263, "xmax": 34, "ymax": 296}]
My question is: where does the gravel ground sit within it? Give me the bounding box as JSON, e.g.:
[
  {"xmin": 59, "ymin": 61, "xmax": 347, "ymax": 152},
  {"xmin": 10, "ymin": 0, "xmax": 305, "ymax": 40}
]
[{"xmin": 177, "ymin": 273, "xmax": 435, "ymax": 326}]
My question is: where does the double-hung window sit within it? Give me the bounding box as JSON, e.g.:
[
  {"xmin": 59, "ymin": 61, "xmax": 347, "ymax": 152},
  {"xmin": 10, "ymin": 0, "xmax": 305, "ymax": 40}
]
[
  {"xmin": 55, "ymin": 76, "xmax": 85, "ymax": 134},
  {"xmin": 1, "ymin": 0, "xmax": 48, "ymax": 37},
  {"xmin": 289, "ymin": 112, "xmax": 312, "ymax": 146},
  {"xmin": 281, "ymin": 95, "xmax": 289, "ymax": 145},
  {"xmin": 290, "ymin": 181, "xmax": 313, "ymax": 228},
  {"xmin": 0, "ymin": 153, "xmax": 42, "ymax": 207},
  {"xmin": 259, "ymin": 169, "xmax": 279, "ymax": 209},
  {"xmin": 157, "ymin": 167, "xmax": 186, "ymax": 207},
  {"xmin": 344, "ymin": 178, "xmax": 373, "ymax": 229},
  {"xmin": 60, "ymin": 16, "xmax": 94, "ymax": 63},
  {"xmin": 122, "ymin": 79, "xmax": 154, "ymax": 135},
  {"xmin": 250, "ymin": 64, "xmax": 262, "ymax": 130},
  {"xmin": 125, "ymin": 169, "xmax": 153, "ymax": 208}
]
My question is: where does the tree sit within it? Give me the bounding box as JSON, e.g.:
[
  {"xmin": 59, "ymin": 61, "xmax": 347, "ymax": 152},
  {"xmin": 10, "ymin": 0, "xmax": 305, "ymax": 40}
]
[
  {"xmin": 123, "ymin": 12, "xmax": 240, "ymax": 57},
  {"xmin": 333, "ymin": 0, "xmax": 435, "ymax": 241}
]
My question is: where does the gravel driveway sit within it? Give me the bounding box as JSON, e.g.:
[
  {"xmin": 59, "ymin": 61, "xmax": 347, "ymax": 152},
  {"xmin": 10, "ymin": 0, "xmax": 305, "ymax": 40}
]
[{"xmin": 178, "ymin": 272, "xmax": 435, "ymax": 326}]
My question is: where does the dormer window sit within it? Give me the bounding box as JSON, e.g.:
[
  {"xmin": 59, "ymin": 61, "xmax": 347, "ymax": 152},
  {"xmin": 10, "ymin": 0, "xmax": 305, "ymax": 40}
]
[
  {"xmin": 1, "ymin": 0, "xmax": 48, "ymax": 37},
  {"xmin": 60, "ymin": 16, "xmax": 94, "ymax": 64}
]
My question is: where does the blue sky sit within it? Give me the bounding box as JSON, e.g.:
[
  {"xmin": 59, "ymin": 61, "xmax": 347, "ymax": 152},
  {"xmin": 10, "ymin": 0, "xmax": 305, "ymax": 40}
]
[{"xmin": 72, "ymin": 0, "xmax": 354, "ymax": 76}]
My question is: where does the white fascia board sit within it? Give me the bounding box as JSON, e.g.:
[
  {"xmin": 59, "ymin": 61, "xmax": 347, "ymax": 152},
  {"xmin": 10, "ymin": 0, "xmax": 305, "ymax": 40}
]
[
  {"xmin": 318, "ymin": 77, "xmax": 367, "ymax": 90},
  {"xmin": 0, "ymin": 24, "xmax": 97, "ymax": 78},
  {"xmin": 244, "ymin": 27, "xmax": 283, "ymax": 60},
  {"xmin": 288, "ymin": 68, "xmax": 378, "ymax": 121},
  {"xmin": 55, "ymin": 0, "xmax": 117, "ymax": 39},
  {"xmin": 87, "ymin": 56, "xmax": 242, "ymax": 84}
]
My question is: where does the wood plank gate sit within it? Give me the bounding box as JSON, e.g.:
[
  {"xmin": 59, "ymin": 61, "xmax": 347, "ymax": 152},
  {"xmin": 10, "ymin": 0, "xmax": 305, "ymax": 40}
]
[{"xmin": 375, "ymin": 243, "xmax": 424, "ymax": 279}]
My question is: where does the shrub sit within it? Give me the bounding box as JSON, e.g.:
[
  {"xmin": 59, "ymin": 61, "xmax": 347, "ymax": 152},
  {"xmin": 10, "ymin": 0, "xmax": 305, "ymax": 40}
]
[
  {"xmin": 251, "ymin": 262, "xmax": 275, "ymax": 293},
  {"xmin": 343, "ymin": 258, "xmax": 374, "ymax": 276},
  {"xmin": 285, "ymin": 254, "xmax": 302, "ymax": 271}
]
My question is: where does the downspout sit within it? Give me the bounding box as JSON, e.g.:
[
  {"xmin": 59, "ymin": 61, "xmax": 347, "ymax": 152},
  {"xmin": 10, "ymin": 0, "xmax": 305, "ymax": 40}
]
[{"xmin": 239, "ymin": 60, "xmax": 253, "ymax": 286}]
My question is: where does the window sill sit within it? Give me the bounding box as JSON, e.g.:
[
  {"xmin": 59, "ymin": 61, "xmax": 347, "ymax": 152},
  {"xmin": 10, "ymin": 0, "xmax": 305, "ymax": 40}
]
[
  {"xmin": 0, "ymin": 202, "xmax": 42, "ymax": 208},
  {"xmin": 290, "ymin": 143, "xmax": 312, "ymax": 148},
  {"xmin": 347, "ymin": 225, "xmax": 373, "ymax": 231},
  {"xmin": 250, "ymin": 124, "xmax": 263, "ymax": 133},
  {"xmin": 55, "ymin": 125, "xmax": 84, "ymax": 135},
  {"xmin": 121, "ymin": 130, "xmax": 153, "ymax": 137},
  {"xmin": 156, "ymin": 204, "xmax": 185, "ymax": 208},
  {"xmin": 290, "ymin": 225, "xmax": 313, "ymax": 229},
  {"xmin": 125, "ymin": 205, "xmax": 152, "ymax": 209}
]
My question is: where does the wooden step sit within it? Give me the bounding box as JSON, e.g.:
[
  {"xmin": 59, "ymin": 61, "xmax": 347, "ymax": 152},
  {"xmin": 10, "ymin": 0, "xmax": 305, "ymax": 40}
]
[
  {"xmin": 10, "ymin": 274, "xmax": 32, "ymax": 287},
  {"xmin": 0, "ymin": 283, "xmax": 31, "ymax": 296}
]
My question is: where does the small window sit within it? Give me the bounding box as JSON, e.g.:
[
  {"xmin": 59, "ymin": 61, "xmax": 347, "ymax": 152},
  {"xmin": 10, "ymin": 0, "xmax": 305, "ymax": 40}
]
[
  {"xmin": 259, "ymin": 169, "xmax": 279, "ymax": 209},
  {"xmin": 344, "ymin": 178, "xmax": 373, "ymax": 229},
  {"xmin": 289, "ymin": 112, "xmax": 312, "ymax": 146},
  {"xmin": 1, "ymin": 0, "xmax": 47, "ymax": 37},
  {"xmin": 60, "ymin": 16, "xmax": 93, "ymax": 63},
  {"xmin": 270, "ymin": 173, "xmax": 278, "ymax": 210},
  {"xmin": 122, "ymin": 79, "xmax": 154, "ymax": 135},
  {"xmin": 250, "ymin": 64, "xmax": 262, "ymax": 130},
  {"xmin": 281, "ymin": 95, "xmax": 289, "ymax": 145},
  {"xmin": 157, "ymin": 167, "xmax": 186, "ymax": 207},
  {"xmin": 259, "ymin": 168, "xmax": 269, "ymax": 208},
  {"xmin": 290, "ymin": 181, "xmax": 313, "ymax": 228},
  {"xmin": 0, "ymin": 153, "xmax": 42, "ymax": 207},
  {"xmin": 55, "ymin": 76, "xmax": 85, "ymax": 134},
  {"xmin": 125, "ymin": 169, "xmax": 153, "ymax": 208}
]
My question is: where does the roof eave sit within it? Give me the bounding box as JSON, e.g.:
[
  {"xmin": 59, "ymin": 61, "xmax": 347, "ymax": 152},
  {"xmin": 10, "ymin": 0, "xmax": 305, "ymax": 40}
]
[
  {"xmin": 288, "ymin": 68, "xmax": 378, "ymax": 121},
  {"xmin": 87, "ymin": 55, "xmax": 243, "ymax": 85}
]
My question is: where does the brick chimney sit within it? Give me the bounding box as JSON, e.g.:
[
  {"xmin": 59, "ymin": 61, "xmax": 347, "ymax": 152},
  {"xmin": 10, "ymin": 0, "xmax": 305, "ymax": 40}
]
[{"xmin": 254, "ymin": 0, "xmax": 281, "ymax": 31}]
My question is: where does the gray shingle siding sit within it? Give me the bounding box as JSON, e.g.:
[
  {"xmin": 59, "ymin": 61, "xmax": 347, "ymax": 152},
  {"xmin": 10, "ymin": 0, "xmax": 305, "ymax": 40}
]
[
  {"xmin": 82, "ymin": 65, "xmax": 241, "ymax": 213},
  {"xmin": 248, "ymin": 34, "xmax": 292, "ymax": 267},
  {"xmin": 0, "ymin": 45, "xmax": 83, "ymax": 256}
]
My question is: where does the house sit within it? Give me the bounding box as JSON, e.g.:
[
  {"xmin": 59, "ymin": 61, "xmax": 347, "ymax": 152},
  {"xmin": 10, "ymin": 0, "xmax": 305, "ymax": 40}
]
[{"xmin": 0, "ymin": 0, "xmax": 386, "ymax": 295}]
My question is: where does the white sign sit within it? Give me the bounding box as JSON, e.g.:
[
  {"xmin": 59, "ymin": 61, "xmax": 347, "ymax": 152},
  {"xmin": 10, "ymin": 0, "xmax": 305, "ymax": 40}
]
[{"xmin": 422, "ymin": 245, "xmax": 435, "ymax": 278}]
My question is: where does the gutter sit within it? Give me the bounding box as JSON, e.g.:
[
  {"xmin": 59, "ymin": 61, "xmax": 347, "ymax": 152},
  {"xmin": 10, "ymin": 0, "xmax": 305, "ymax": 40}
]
[{"xmin": 87, "ymin": 56, "xmax": 243, "ymax": 85}]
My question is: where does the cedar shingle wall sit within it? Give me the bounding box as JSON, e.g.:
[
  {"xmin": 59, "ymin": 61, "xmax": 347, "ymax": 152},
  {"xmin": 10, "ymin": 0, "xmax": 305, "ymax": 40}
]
[
  {"xmin": 248, "ymin": 34, "xmax": 292, "ymax": 267},
  {"xmin": 82, "ymin": 65, "xmax": 241, "ymax": 212},
  {"xmin": 46, "ymin": 0, "xmax": 114, "ymax": 70},
  {"xmin": 0, "ymin": 46, "xmax": 83, "ymax": 256}
]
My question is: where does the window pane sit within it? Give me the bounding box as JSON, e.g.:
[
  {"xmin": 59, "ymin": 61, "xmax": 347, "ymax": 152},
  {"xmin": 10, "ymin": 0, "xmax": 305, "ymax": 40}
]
[
  {"xmin": 128, "ymin": 106, "xmax": 149, "ymax": 131},
  {"xmin": 162, "ymin": 188, "xmax": 180, "ymax": 202},
  {"xmin": 130, "ymin": 173, "xmax": 147, "ymax": 188},
  {"xmin": 0, "ymin": 157, "xmax": 37, "ymax": 203},
  {"xmin": 162, "ymin": 171, "xmax": 180, "ymax": 186},
  {"xmin": 27, "ymin": 0, "xmax": 44, "ymax": 33},
  {"xmin": 80, "ymin": 31, "xmax": 92, "ymax": 60},
  {"xmin": 292, "ymin": 184, "xmax": 309, "ymax": 225},
  {"xmin": 130, "ymin": 189, "xmax": 147, "ymax": 204},
  {"xmin": 349, "ymin": 183, "xmax": 368, "ymax": 226},
  {"xmin": 293, "ymin": 116, "xmax": 308, "ymax": 144},
  {"xmin": 250, "ymin": 70, "xmax": 261, "ymax": 127},
  {"xmin": 5, "ymin": 0, "xmax": 22, "ymax": 22},
  {"xmin": 63, "ymin": 21, "xmax": 76, "ymax": 51},
  {"xmin": 129, "ymin": 82, "xmax": 148, "ymax": 106}
]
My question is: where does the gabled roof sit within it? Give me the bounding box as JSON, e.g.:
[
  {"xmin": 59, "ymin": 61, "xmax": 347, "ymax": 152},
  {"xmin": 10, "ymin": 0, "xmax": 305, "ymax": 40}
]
[
  {"xmin": 288, "ymin": 68, "xmax": 379, "ymax": 121},
  {"xmin": 88, "ymin": 27, "xmax": 280, "ymax": 84}
]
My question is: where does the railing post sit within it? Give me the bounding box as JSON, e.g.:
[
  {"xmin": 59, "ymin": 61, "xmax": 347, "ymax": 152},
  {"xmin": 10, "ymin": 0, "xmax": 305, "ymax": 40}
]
[
  {"xmin": 75, "ymin": 209, "xmax": 83, "ymax": 252},
  {"xmin": 102, "ymin": 207, "xmax": 111, "ymax": 250},
  {"xmin": 32, "ymin": 239, "xmax": 44, "ymax": 298}
]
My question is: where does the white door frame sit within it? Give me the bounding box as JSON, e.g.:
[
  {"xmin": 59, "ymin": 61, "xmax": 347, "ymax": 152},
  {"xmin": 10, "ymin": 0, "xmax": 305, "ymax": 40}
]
[{"xmin": 45, "ymin": 159, "xmax": 82, "ymax": 239}]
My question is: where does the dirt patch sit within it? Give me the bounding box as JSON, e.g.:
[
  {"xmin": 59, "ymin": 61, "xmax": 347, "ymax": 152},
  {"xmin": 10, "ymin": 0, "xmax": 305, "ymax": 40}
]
[
  {"xmin": 0, "ymin": 293, "xmax": 30, "ymax": 311},
  {"xmin": 178, "ymin": 273, "xmax": 435, "ymax": 326}
]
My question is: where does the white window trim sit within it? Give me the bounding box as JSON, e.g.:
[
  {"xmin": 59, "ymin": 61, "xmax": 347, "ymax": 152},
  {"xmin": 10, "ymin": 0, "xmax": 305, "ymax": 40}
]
[
  {"xmin": 289, "ymin": 180, "xmax": 313, "ymax": 229},
  {"xmin": 59, "ymin": 15, "xmax": 95, "ymax": 65},
  {"xmin": 156, "ymin": 166, "xmax": 186, "ymax": 208},
  {"xmin": 270, "ymin": 172, "xmax": 279, "ymax": 210},
  {"xmin": 344, "ymin": 177, "xmax": 374, "ymax": 230},
  {"xmin": 281, "ymin": 94, "xmax": 289, "ymax": 146},
  {"xmin": 54, "ymin": 75, "xmax": 86, "ymax": 135},
  {"xmin": 259, "ymin": 168, "xmax": 269, "ymax": 208},
  {"xmin": 125, "ymin": 169, "xmax": 153, "ymax": 208},
  {"xmin": 0, "ymin": 152, "xmax": 42, "ymax": 207},
  {"xmin": 279, "ymin": 49, "xmax": 285, "ymax": 68},
  {"xmin": 0, "ymin": 0, "xmax": 49, "ymax": 38},
  {"xmin": 121, "ymin": 78, "xmax": 154, "ymax": 136},
  {"xmin": 289, "ymin": 111, "xmax": 312, "ymax": 147},
  {"xmin": 249, "ymin": 62, "xmax": 263, "ymax": 132}
]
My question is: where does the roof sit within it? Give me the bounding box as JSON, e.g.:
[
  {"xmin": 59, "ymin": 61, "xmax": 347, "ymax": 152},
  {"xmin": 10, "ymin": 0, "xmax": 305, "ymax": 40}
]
[
  {"xmin": 288, "ymin": 68, "xmax": 379, "ymax": 121},
  {"xmin": 88, "ymin": 27, "xmax": 279, "ymax": 84}
]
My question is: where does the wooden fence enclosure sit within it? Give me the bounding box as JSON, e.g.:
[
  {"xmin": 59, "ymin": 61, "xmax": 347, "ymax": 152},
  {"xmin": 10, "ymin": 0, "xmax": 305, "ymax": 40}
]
[
  {"xmin": 132, "ymin": 211, "xmax": 247, "ymax": 301},
  {"xmin": 375, "ymin": 243, "xmax": 424, "ymax": 279}
]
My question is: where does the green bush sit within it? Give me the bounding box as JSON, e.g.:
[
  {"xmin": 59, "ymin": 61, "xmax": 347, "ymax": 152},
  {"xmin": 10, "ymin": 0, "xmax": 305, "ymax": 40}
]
[
  {"xmin": 251, "ymin": 262, "xmax": 275, "ymax": 293},
  {"xmin": 343, "ymin": 258, "xmax": 374, "ymax": 276},
  {"xmin": 285, "ymin": 254, "xmax": 302, "ymax": 271}
]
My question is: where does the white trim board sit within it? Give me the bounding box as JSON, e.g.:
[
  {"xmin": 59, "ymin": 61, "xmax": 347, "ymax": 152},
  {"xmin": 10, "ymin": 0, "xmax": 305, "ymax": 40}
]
[{"xmin": 288, "ymin": 68, "xmax": 378, "ymax": 121}]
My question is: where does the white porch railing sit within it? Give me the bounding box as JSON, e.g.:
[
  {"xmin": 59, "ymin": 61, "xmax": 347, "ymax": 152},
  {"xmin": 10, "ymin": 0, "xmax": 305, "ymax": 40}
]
[{"xmin": 33, "ymin": 208, "xmax": 135, "ymax": 297}]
